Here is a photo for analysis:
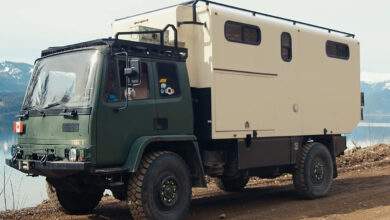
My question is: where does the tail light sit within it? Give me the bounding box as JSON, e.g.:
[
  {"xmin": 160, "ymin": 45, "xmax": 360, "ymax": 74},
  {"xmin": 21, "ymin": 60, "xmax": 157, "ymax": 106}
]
[{"xmin": 13, "ymin": 121, "xmax": 25, "ymax": 134}]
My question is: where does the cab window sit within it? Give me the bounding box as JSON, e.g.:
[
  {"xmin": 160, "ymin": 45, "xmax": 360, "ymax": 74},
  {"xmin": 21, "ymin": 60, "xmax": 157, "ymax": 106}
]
[
  {"xmin": 105, "ymin": 59, "xmax": 150, "ymax": 102},
  {"xmin": 156, "ymin": 62, "xmax": 181, "ymax": 98},
  {"xmin": 104, "ymin": 60, "xmax": 121, "ymax": 103}
]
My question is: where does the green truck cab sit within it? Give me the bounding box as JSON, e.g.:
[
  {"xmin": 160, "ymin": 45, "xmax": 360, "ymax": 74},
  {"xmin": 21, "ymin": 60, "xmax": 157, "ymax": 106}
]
[
  {"xmin": 8, "ymin": 26, "xmax": 204, "ymax": 218},
  {"xmin": 6, "ymin": 2, "xmax": 355, "ymax": 218}
]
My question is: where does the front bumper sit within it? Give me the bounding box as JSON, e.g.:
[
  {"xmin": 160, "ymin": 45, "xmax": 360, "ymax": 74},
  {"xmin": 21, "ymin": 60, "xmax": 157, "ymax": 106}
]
[{"xmin": 6, "ymin": 158, "xmax": 92, "ymax": 177}]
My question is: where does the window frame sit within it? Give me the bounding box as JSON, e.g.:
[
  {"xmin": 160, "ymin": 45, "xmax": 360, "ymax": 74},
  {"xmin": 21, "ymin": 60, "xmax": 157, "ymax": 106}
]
[
  {"xmin": 155, "ymin": 62, "xmax": 182, "ymax": 99},
  {"xmin": 224, "ymin": 20, "xmax": 261, "ymax": 46},
  {"xmin": 326, "ymin": 40, "xmax": 350, "ymax": 60},
  {"xmin": 102, "ymin": 57, "xmax": 122, "ymax": 104},
  {"xmin": 281, "ymin": 32, "xmax": 292, "ymax": 62}
]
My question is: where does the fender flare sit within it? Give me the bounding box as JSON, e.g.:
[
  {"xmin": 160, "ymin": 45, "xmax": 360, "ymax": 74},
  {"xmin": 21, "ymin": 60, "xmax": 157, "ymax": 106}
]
[{"xmin": 123, "ymin": 135, "xmax": 205, "ymax": 179}]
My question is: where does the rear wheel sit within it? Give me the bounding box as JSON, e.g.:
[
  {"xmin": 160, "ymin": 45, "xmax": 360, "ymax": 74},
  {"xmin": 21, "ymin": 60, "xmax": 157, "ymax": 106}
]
[
  {"xmin": 127, "ymin": 151, "xmax": 192, "ymax": 220},
  {"xmin": 293, "ymin": 142, "xmax": 334, "ymax": 199},
  {"xmin": 216, "ymin": 172, "xmax": 249, "ymax": 192},
  {"xmin": 56, "ymin": 184, "xmax": 104, "ymax": 214}
]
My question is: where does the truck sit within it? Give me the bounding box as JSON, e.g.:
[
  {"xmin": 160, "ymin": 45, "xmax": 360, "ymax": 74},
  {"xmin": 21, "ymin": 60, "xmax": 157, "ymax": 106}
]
[{"xmin": 6, "ymin": 1, "xmax": 362, "ymax": 219}]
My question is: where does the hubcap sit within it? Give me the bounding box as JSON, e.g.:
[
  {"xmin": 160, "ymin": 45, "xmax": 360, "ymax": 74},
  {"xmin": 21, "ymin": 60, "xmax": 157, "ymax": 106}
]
[
  {"xmin": 311, "ymin": 157, "xmax": 325, "ymax": 184},
  {"xmin": 158, "ymin": 176, "xmax": 178, "ymax": 209}
]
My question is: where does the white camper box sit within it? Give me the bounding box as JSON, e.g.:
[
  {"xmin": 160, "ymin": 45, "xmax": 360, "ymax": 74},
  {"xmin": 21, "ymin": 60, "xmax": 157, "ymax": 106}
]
[{"xmin": 112, "ymin": 2, "xmax": 361, "ymax": 140}]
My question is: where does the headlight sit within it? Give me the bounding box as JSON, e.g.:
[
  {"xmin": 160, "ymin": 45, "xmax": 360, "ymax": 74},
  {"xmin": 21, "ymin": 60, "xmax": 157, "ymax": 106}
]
[{"xmin": 69, "ymin": 148, "xmax": 78, "ymax": 162}]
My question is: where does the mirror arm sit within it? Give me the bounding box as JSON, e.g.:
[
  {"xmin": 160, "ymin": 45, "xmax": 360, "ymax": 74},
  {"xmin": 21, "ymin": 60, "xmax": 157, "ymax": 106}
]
[
  {"xmin": 114, "ymin": 50, "xmax": 130, "ymax": 112},
  {"xmin": 116, "ymin": 78, "xmax": 130, "ymax": 112}
]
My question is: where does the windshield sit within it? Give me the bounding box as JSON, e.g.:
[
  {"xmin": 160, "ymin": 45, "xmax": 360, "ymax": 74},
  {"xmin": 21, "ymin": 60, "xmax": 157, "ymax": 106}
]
[{"xmin": 23, "ymin": 50, "xmax": 100, "ymax": 110}]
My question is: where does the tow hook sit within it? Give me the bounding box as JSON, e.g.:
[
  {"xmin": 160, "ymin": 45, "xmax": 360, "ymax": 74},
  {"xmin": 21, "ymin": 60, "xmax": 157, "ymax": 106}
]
[
  {"xmin": 11, "ymin": 145, "xmax": 22, "ymax": 162},
  {"xmin": 40, "ymin": 154, "xmax": 48, "ymax": 165}
]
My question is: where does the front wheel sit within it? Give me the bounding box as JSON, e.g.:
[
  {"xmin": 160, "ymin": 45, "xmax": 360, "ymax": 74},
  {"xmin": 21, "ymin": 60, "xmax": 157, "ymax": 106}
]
[
  {"xmin": 127, "ymin": 151, "xmax": 192, "ymax": 220},
  {"xmin": 293, "ymin": 142, "xmax": 334, "ymax": 199}
]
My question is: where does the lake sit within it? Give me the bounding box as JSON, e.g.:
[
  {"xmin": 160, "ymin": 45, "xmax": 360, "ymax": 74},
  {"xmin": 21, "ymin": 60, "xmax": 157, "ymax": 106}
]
[
  {"xmin": 0, "ymin": 140, "xmax": 47, "ymax": 211},
  {"xmin": 0, "ymin": 123, "xmax": 390, "ymax": 211}
]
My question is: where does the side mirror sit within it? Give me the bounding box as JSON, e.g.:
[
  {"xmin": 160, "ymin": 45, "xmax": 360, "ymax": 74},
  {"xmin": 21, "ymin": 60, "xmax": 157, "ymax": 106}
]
[{"xmin": 124, "ymin": 59, "xmax": 141, "ymax": 85}]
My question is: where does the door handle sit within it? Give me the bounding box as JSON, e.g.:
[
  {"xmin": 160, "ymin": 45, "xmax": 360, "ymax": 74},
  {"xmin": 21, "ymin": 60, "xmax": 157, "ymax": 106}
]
[{"xmin": 154, "ymin": 118, "xmax": 168, "ymax": 130}]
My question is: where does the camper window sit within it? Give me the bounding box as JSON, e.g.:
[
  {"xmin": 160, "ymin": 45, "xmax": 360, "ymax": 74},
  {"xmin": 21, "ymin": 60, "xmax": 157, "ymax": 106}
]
[
  {"xmin": 225, "ymin": 21, "xmax": 261, "ymax": 45},
  {"xmin": 326, "ymin": 41, "xmax": 350, "ymax": 60},
  {"xmin": 281, "ymin": 32, "xmax": 292, "ymax": 62}
]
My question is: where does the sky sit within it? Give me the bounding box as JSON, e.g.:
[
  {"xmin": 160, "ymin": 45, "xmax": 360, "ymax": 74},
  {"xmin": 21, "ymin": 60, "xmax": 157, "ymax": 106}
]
[{"xmin": 0, "ymin": 0, "xmax": 389, "ymax": 74}]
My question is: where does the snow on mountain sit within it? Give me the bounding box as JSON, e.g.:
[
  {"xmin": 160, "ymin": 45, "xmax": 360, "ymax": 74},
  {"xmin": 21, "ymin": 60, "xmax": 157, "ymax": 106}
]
[
  {"xmin": 0, "ymin": 61, "xmax": 32, "ymax": 138},
  {"xmin": 0, "ymin": 61, "xmax": 32, "ymax": 93},
  {"xmin": 361, "ymin": 71, "xmax": 390, "ymax": 94},
  {"xmin": 361, "ymin": 75, "xmax": 390, "ymax": 116},
  {"xmin": 0, "ymin": 61, "xmax": 32, "ymax": 79},
  {"xmin": 361, "ymin": 71, "xmax": 390, "ymax": 84}
]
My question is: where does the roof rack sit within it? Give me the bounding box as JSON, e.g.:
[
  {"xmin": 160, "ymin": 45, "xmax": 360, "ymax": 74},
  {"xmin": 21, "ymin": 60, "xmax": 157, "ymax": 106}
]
[
  {"xmin": 41, "ymin": 23, "xmax": 186, "ymax": 60},
  {"xmin": 184, "ymin": 0, "xmax": 355, "ymax": 38},
  {"xmin": 115, "ymin": 24, "xmax": 179, "ymax": 48},
  {"xmin": 41, "ymin": 38, "xmax": 188, "ymax": 61},
  {"xmin": 41, "ymin": 40, "xmax": 111, "ymax": 57}
]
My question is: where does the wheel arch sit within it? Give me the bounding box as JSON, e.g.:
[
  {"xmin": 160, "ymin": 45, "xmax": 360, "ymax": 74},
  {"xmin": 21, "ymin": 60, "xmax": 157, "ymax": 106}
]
[{"xmin": 123, "ymin": 135, "xmax": 207, "ymax": 187}]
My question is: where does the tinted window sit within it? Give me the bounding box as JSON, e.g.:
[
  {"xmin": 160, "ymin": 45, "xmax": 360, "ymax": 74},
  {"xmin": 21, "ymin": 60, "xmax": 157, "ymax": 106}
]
[
  {"xmin": 281, "ymin": 32, "xmax": 292, "ymax": 62},
  {"xmin": 157, "ymin": 63, "xmax": 181, "ymax": 98},
  {"xmin": 104, "ymin": 60, "xmax": 121, "ymax": 103},
  {"xmin": 225, "ymin": 21, "xmax": 261, "ymax": 45},
  {"xmin": 326, "ymin": 41, "xmax": 350, "ymax": 60},
  {"xmin": 225, "ymin": 22, "xmax": 242, "ymax": 42}
]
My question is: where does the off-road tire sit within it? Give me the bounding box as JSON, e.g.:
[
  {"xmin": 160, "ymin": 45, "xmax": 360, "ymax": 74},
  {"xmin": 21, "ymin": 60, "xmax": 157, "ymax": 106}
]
[
  {"xmin": 216, "ymin": 172, "xmax": 249, "ymax": 192},
  {"xmin": 127, "ymin": 151, "xmax": 192, "ymax": 220},
  {"xmin": 56, "ymin": 186, "xmax": 103, "ymax": 214},
  {"xmin": 293, "ymin": 142, "xmax": 334, "ymax": 199},
  {"xmin": 46, "ymin": 180, "xmax": 60, "ymax": 209}
]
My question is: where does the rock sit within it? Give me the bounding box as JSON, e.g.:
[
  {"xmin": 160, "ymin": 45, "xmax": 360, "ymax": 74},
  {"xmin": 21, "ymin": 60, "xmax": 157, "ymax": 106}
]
[{"xmin": 219, "ymin": 213, "xmax": 227, "ymax": 219}]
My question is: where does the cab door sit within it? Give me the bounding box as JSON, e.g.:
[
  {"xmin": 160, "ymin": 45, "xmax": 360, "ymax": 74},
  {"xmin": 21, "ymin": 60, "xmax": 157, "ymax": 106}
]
[
  {"xmin": 152, "ymin": 61, "xmax": 193, "ymax": 135},
  {"xmin": 96, "ymin": 57, "xmax": 157, "ymax": 167}
]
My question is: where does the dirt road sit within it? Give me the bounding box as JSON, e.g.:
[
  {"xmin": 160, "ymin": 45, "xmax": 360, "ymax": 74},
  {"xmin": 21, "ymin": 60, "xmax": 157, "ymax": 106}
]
[
  {"xmin": 1, "ymin": 145, "xmax": 390, "ymax": 220},
  {"xmin": 189, "ymin": 165, "xmax": 390, "ymax": 220}
]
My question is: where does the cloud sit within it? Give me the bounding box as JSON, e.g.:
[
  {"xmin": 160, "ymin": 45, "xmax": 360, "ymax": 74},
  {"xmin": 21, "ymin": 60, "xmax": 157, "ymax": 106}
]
[{"xmin": 361, "ymin": 71, "xmax": 390, "ymax": 84}]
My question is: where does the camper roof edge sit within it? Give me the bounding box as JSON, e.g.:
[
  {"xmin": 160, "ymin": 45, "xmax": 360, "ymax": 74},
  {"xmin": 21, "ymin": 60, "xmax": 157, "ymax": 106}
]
[{"xmin": 115, "ymin": 0, "xmax": 355, "ymax": 38}]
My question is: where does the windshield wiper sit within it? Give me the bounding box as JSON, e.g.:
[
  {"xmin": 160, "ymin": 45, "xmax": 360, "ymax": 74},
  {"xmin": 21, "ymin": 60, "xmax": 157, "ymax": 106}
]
[
  {"xmin": 16, "ymin": 111, "xmax": 29, "ymax": 119},
  {"xmin": 43, "ymin": 102, "xmax": 79, "ymax": 118},
  {"xmin": 18, "ymin": 106, "xmax": 45, "ymax": 118},
  {"xmin": 43, "ymin": 102, "xmax": 64, "ymax": 109},
  {"xmin": 59, "ymin": 109, "xmax": 78, "ymax": 118}
]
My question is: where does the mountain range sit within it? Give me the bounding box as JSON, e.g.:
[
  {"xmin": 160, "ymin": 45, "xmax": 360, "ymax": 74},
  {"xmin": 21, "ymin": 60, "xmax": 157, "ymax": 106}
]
[
  {"xmin": 0, "ymin": 61, "xmax": 32, "ymax": 93},
  {"xmin": 0, "ymin": 61, "xmax": 390, "ymax": 141},
  {"xmin": 0, "ymin": 61, "xmax": 32, "ymax": 139}
]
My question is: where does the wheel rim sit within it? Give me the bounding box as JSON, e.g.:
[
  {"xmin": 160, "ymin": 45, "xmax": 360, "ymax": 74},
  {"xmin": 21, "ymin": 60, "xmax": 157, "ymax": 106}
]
[
  {"xmin": 158, "ymin": 176, "xmax": 179, "ymax": 210},
  {"xmin": 310, "ymin": 157, "xmax": 326, "ymax": 185}
]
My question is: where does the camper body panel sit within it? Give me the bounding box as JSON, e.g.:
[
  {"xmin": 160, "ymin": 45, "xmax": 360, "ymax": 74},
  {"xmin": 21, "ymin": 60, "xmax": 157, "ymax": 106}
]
[
  {"xmin": 111, "ymin": 4, "xmax": 361, "ymax": 140},
  {"xmin": 207, "ymin": 6, "xmax": 361, "ymax": 139}
]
